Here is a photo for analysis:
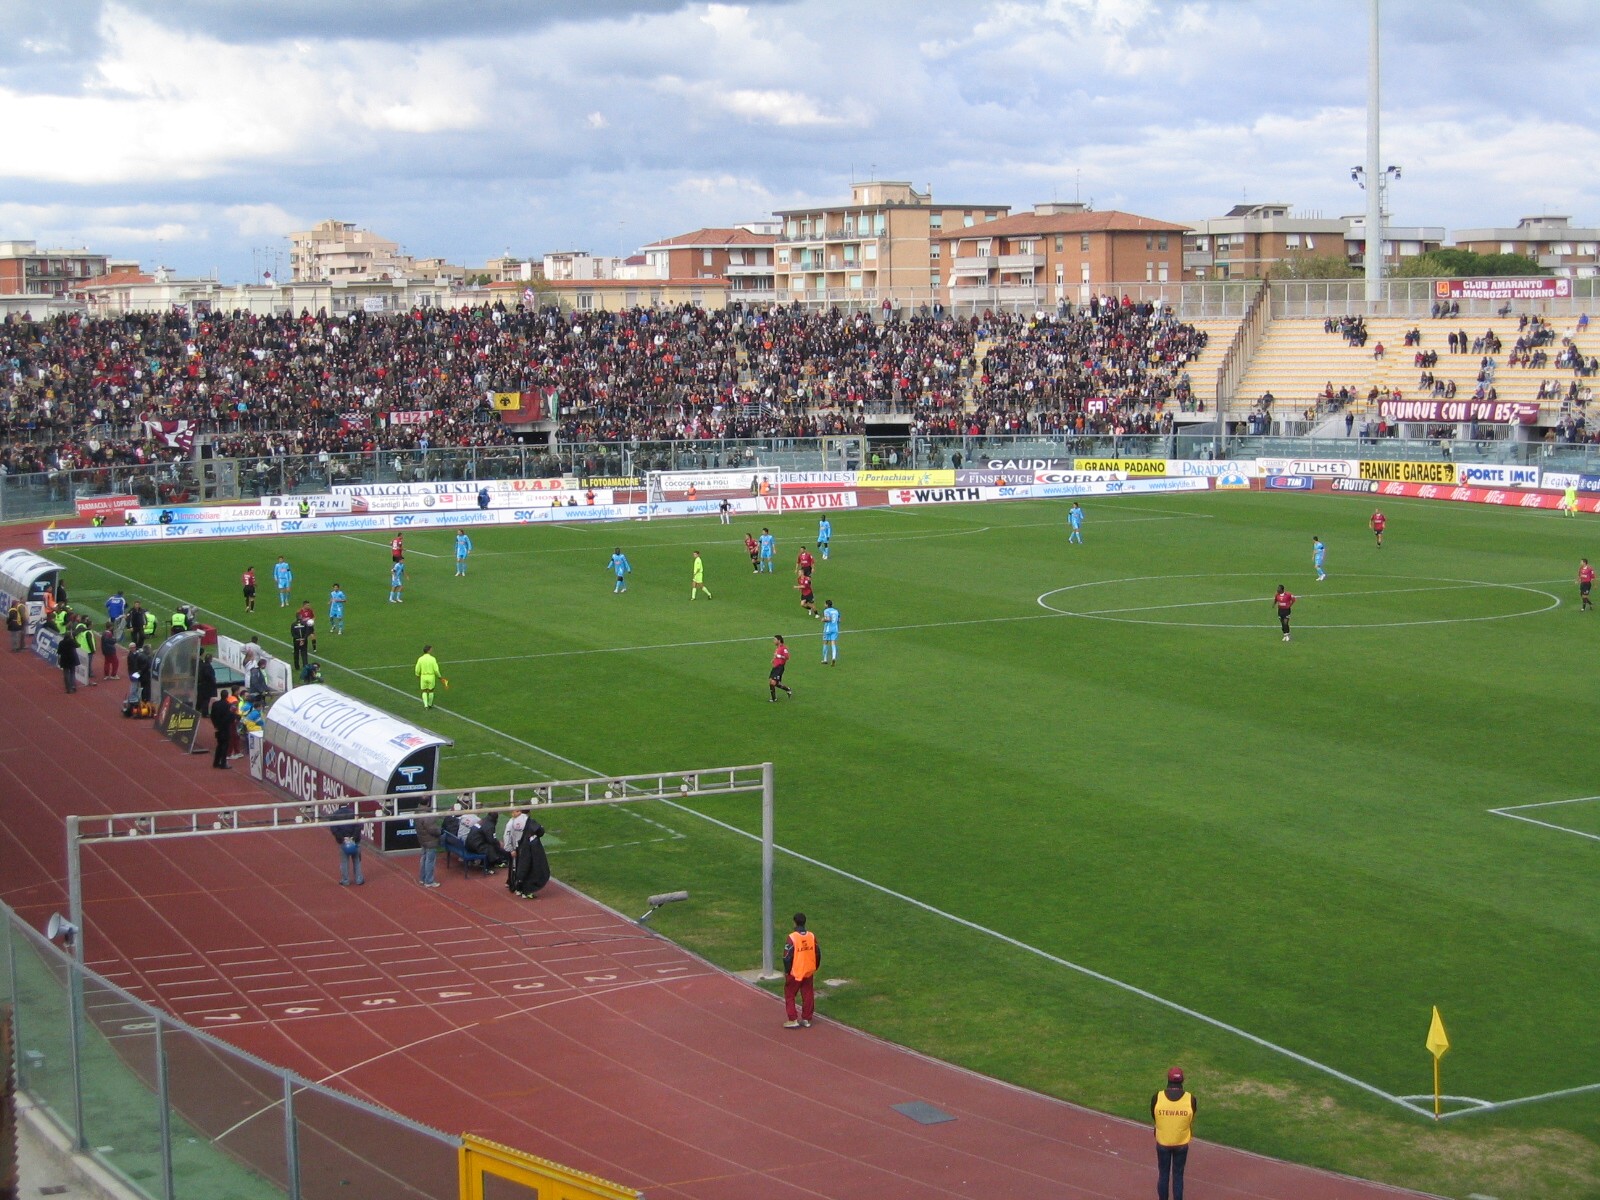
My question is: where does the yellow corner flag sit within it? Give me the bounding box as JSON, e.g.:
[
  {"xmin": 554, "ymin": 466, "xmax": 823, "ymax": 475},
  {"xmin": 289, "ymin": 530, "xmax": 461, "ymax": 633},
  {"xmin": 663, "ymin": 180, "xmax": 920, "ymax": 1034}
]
[
  {"xmin": 1426, "ymin": 1006, "xmax": 1450, "ymax": 1118},
  {"xmin": 1426, "ymin": 1006, "xmax": 1450, "ymax": 1059}
]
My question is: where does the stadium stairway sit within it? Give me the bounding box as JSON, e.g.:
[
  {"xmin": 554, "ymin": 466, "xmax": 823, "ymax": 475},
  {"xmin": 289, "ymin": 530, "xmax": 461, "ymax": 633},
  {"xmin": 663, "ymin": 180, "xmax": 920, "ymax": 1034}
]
[{"xmin": 1235, "ymin": 316, "xmax": 1595, "ymax": 430}]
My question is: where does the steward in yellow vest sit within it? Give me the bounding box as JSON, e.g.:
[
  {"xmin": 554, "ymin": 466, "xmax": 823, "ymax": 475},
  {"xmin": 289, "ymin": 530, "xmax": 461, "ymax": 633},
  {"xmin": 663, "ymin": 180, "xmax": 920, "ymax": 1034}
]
[{"xmin": 1151, "ymin": 1066, "xmax": 1196, "ymax": 1200}]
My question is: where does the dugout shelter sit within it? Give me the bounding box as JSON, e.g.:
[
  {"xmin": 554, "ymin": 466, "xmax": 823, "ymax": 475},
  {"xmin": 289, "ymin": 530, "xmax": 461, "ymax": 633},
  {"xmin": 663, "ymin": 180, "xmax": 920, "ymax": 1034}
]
[
  {"xmin": 256, "ymin": 684, "xmax": 452, "ymax": 851},
  {"xmin": 0, "ymin": 548, "xmax": 64, "ymax": 628}
]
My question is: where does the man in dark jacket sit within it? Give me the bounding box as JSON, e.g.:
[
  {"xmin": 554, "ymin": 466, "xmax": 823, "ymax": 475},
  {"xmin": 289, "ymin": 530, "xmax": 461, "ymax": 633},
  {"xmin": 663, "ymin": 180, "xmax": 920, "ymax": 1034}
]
[
  {"xmin": 58, "ymin": 632, "xmax": 80, "ymax": 693},
  {"xmin": 126, "ymin": 644, "xmax": 152, "ymax": 706},
  {"xmin": 197, "ymin": 651, "xmax": 218, "ymax": 716},
  {"xmin": 329, "ymin": 805, "xmax": 364, "ymax": 886},
  {"xmin": 414, "ymin": 810, "xmax": 443, "ymax": 888},
  {"xmin": 507, "ymin": 816, "xmax": 550, "ymax": 899},
  {"xmin": 209, "ymin": 690, "xmax": 236, "ymax": 769}
]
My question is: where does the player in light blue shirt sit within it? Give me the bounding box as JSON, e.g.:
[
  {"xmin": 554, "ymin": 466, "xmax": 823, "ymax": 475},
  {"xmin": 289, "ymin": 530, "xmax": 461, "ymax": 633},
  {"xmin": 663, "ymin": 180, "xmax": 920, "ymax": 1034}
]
[
  {"xmin": 817, "ymin": 517, "xmax": 832, "ymax": 560},
  {"xmin": 389, "ymin": 558, "xmax": 406, "ymax": 603},
  {"xmin": 758, "ymin": 528, "xmax": 775, "ymax": 573},
  {"xmin": 328, "ymin": 584, "xmax": 347, "ymax": 635},
  {"xmin": 821, "ymin": 601, "xmax": 840, "ymax": 664},
  {"xmin": 1312, "ymin": 536, "xmax": 1327, "ymax": 582},
  {"xmin": 609, "ymin": 548, "xmax": 631, "ymax": 593},
  {"xmin": 455, "ymin": 531, "xmax": 473, "ymax": 577},
  {"xmin": 1067, "ymin": 502, "xmax": 1084, "ymax": 544},
  {"xmin": 273, "ymin": 556, "xmax": 293, "ymax": 607}
]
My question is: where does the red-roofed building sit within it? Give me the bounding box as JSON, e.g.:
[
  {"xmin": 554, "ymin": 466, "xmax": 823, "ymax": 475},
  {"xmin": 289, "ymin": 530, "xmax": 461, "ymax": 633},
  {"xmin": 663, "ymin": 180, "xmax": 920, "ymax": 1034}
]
[
  {"xmin": 933, "ymin": 203, "xmax": 1188, "ymax": 310},
  {"xmin": 639, "ymin": 227, "xmax": 777, "ymax": 304}
]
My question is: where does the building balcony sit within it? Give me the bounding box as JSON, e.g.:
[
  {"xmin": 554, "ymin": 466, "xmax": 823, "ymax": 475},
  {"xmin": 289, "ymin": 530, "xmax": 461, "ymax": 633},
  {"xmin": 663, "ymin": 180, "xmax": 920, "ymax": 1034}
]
[
  {"xmin": 996, "ymin": 253, "xmax": 1044, "ymax": 270},
  {"xmin": 949, "ymin": 260, "xmax": 993, "ymax": 278},
  {"xmin": 1184, "ymin": 251, "xmax": 1215, "ymax": 269},
  {"xmin": 724, "ymin": 261, "xmax": 774, "ymax": 277}
]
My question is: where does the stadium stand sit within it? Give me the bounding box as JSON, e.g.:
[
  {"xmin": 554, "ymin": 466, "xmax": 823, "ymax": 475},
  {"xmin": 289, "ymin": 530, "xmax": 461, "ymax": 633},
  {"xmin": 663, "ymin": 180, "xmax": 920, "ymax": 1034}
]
[{"xmin": 1235, "ymin": 316, "xmax": 1595, "ymax": 438}]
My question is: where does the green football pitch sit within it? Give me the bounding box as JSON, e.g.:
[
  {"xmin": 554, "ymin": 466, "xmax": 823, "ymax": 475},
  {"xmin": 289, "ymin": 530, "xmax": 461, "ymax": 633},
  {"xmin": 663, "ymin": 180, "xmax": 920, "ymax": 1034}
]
[{"xmin": 54, "ymin": 492, "xmax": 1600, "ymax": 1199}]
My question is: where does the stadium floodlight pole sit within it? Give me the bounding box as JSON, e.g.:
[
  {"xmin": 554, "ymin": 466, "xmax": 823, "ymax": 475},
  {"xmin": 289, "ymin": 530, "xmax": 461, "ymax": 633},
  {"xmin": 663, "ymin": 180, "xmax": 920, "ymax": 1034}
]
[{"xmin": 1364, "ymin": 0, "xmax": 1384, "ymax": 307}]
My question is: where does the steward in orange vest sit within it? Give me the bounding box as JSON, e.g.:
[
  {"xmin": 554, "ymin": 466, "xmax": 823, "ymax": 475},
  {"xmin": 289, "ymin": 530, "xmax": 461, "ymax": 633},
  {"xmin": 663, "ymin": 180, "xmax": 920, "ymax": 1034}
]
[{"xmin": 782, "ymin": 912, "xmax": 820, "ymax": 1029}]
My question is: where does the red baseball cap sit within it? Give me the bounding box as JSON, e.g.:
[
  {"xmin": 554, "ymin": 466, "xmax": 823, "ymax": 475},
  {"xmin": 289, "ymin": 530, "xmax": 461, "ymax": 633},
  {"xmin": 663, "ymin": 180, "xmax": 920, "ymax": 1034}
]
[{"xmin": 1167, "ymin": 1067, "xmax": 1185, "ymax": 1085}]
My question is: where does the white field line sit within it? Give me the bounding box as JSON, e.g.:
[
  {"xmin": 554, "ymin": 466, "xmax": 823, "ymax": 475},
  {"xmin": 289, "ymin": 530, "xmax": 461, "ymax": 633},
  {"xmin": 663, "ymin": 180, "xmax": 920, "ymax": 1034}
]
[
  {"xmin": 1487, "ymin": 794, "xmax": 1600, "ymax": 843},
  {"xmin": 357, "ymin": 577, "xmax": 1566, "ymax": 671},
  {"xmin": 57, "ymin": 549, "xmax": 1585, "ymax": 1117}
]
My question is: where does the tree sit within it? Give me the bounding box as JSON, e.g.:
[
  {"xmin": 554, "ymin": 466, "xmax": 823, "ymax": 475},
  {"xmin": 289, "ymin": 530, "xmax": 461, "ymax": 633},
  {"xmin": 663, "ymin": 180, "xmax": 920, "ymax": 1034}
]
[
  {"xmin": 1266, "ymin": 253, "xmax": 1360, "ymax": 280},
  {"xmin": 1391, "ymin": 249, "xmax": 1544, "ymax": 278}
]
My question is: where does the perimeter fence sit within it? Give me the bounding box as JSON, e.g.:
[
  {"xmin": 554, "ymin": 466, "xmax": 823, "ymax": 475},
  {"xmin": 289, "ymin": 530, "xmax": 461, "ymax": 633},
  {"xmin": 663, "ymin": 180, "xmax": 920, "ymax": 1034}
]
[{"xmin": 4, "ymin": 900, "xmax": 458, "ymax": 1200}]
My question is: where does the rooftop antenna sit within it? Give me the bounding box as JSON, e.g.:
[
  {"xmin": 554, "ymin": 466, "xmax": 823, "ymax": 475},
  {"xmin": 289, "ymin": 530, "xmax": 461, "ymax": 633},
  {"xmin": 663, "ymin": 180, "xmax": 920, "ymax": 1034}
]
[{"xmin": 1075, "ymin": 170, "xmax": 1081, "ymax": 203}]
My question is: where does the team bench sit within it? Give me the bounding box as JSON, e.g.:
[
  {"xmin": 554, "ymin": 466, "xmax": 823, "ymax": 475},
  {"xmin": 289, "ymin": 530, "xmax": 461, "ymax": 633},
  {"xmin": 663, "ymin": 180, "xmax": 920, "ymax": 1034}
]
[{"xmin": 440, "ymin": 831, "xmax": 489, "ymax": 874}]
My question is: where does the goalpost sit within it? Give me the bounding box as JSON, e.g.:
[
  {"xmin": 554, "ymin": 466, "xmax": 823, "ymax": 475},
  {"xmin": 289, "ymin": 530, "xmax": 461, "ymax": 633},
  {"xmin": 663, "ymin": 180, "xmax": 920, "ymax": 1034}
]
[
  {"xmin": 62, "ymin": 762, "xmax": 778, "ymax": 975},
  {"xmin": 642, "ymin": 466, "xmax": 780, "ymax": 519}
]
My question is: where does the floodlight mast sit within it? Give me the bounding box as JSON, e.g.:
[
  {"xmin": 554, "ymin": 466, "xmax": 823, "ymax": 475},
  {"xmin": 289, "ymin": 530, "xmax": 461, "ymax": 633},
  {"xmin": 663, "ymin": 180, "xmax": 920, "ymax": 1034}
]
[
  {"xmin": 63, "ymin": 763, "xmax": 779, "ymax": 977},
  {"xmin": 1364, "ymin": 0, "xmax": 1383, "ymax": 306}
]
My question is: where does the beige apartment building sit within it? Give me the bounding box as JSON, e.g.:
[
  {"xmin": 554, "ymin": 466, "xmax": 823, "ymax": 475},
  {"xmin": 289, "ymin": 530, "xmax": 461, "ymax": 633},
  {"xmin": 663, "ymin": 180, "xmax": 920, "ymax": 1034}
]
[
  {"xmin": 934, "ymin": 203, "xmax": 1188, "ymax": 309},
  {"xmin": 289, "ymin": 219, "xmax": 465, "ymax": 284},
  {"xmin": 1451, "ymin": 215, "xmax": 1600, "ymax": 277},
  {"xmin": 773, "ymin": 181, "xmax": 1008, "ymax": 308},
  {"xmin": 638, "ymin": 227, "xmax": 777, "ymax": 305}
]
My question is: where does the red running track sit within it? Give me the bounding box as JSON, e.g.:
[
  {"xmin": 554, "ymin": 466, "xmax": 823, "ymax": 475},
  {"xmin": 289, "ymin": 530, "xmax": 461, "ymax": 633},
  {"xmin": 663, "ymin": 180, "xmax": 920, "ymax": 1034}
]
[{"xmin": 0, "ymin": 527, "xmax": 1437, "ymax": 1199}]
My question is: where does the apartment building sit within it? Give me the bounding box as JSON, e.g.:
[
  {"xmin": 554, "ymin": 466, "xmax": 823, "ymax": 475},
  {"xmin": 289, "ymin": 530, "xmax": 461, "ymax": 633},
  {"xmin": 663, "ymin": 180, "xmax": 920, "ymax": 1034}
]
[
  {"xmin": 0, "ymin": 240, "xmax": 109, "ymax": 296},
  {"xmin": 934, "ymin": 203, "xmax": 1188, "ymax": 308},
  {"xmin": 289, "ymin": 219, "xmax": 464, "ymax": 284},
  {"xmin": 1451, "ymin": 216, "xmax": 1600, "ymax": 277},
  {"xmin": 1185, "ymin": 203, "xmax": 1444, "ymax": 279},
  {"xmin": 1183, "ymin": 204, "xmax": 1349, "ymax": 280},
  {"xmin": 773, "ymin": 181, "xmax": 1009, "ymax": 307},
  {"xmin": 638, "ymin": 227, "xmax": 777, "ymax": 304}
]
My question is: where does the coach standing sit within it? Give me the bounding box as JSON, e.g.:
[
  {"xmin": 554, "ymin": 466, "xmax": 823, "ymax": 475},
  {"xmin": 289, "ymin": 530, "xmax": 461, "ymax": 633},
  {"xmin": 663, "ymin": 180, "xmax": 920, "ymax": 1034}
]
[{"xmin": 1151, "ymin": 1066, "xmax": 1196, "ymax": 1200}]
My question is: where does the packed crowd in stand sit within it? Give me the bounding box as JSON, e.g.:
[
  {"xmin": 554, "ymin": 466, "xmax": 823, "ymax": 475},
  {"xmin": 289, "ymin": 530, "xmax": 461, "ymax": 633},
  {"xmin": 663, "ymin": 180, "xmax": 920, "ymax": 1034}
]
[{"xmin": 0, "ymin": 300, "xmax": 1213, "ymax": 473}]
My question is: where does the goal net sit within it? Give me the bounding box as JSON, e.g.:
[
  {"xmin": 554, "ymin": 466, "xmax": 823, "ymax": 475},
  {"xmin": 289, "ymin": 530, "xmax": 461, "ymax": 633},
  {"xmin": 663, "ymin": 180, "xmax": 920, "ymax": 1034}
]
[{"xmin": 643, "ymin": 467, "xmax": 780, "ymax": 518}]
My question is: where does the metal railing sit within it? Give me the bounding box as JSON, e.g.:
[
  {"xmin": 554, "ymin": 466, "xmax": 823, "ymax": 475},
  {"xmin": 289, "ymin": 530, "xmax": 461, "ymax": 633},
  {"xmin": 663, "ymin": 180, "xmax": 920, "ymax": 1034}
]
[{"xmin": 3, "ymin": 902, "xmax": 458, "ymax": 1200}]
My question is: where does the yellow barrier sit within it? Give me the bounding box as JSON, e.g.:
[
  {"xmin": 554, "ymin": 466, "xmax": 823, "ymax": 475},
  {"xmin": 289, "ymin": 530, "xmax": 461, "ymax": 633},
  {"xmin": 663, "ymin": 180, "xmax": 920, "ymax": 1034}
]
[{"xmin": 459, "ymin": 1134, "xmax": 641, "ymax": 1200}]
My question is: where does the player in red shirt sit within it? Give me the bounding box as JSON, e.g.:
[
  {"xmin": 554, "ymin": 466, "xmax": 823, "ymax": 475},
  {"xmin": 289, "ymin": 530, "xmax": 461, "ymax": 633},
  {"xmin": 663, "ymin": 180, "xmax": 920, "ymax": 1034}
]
[
  {"xmin": 796, "ymin": 547, "xmax": 815, "ymax": 579},
  {"xmin": 1580, "ymin": 558, "xmax": 1595, "ymax": 611},
  {"xmin": 795, "ymin": 570, "xmax": 817, "ymax": 617},
  {"xmin": 296, "ymin": 600, "xmax": 318, "ymax": 651},
  {"xmin": 391, "ymin": 533, "xmax": 405, "ymax": 562},
  {"xmin": 1370, "ymin": 510, "xmax": 1385, "ymax": 548},
  {"xmin": 745, "ymin": 533, "xmax": 760, "ymax": 573},
  {"xmin": 1274, "ymin": 585, "xmax": 1296, "ymax": 642},
  {"xmin": 768, "ymin": 635, "xmax": 793, "ymax": 702},
  {"xmin": 241, "ymin": 566, "xmax": 257, "ymax": 613}
]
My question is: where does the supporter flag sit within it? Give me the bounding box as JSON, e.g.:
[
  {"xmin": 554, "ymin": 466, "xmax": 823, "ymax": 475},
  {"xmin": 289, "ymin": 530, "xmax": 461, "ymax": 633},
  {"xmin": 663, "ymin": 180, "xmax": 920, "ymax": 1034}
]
[
  {"xmin": 490, "ymin": 392, "xmax": 524, "ymax": 413},
  {"xmin": 143, "ymin": 419, "xmax": 194, "ymax": 453},
  {"xmin": 1425, "ymin": 1006, "xmax": 1450, "ymax": 1118}
]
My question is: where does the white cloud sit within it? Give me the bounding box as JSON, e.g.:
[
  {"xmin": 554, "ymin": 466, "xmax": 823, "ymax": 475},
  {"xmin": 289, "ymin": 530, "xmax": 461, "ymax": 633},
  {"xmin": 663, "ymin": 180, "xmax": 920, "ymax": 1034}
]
[
  {"xmin": 0, "ymin": 3, "xmax": 493, "ymax": 184},
  {"xmin": 1, "ymin": 0, "xmax": 1597, "ymax": 282}
]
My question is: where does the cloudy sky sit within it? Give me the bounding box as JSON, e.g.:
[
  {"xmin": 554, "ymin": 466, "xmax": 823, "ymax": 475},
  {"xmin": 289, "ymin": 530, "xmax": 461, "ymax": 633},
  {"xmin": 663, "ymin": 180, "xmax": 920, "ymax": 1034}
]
[{"xmin": 3, "ymin": 0, "xmax": 1597, "ymax": 283}]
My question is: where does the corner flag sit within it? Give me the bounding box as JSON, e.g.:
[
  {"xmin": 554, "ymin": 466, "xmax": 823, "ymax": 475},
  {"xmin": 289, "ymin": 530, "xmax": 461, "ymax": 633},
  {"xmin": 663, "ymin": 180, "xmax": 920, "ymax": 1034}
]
[
  {"xmin": 1426, "ymin": 1006, "xmax": 1449, "ymax": 1118},
  {"xmin": 1426, "ymin": 1006, "xmax": 1449, "ymax": 1059}
]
